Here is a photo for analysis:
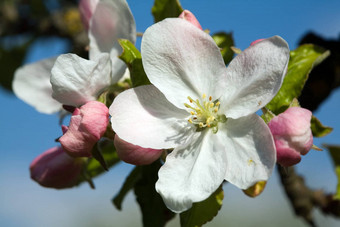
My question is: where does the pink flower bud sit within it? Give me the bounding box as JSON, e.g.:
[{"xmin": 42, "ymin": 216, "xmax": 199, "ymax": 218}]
[
  {"xmin": 30, "ymin": 147, "xmax": 84, "ymax": 189},
  {"xmin": 59, "ymin": 101, "xmax": 109, "ymax": 157},
  {"xmin": 79, "ymin": 0, "xmax": 99, "ymax": 30},
  {"xmin": 114, "ymin": 135, "xmax": 163, "ymax": 165},
  {"xmin": 250, "ymin": 39, "xmax": 265, "ymax": 46},
  {"xmin": 179, "ymin": 10, "xmax": 203, "ymax": 30},
  {"xmin": 268, "ymin": 107, "xmax": 313, "ymax": 167}
]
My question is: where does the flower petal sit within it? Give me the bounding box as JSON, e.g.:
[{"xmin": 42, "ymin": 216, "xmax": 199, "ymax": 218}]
[
  {"xmin": 110, "ymin": 85, "xmax": 191, "ymax": 149},
  {"xmin": 50, "ymin": 53, "xmax": 111, "ymax": 107},
  {"xmin": 156, "ymin": 130, "xmax": 227, "ymax": 213},
  {"xmin": 219, "ymin": 36, "xmax": 290, "ymax": 119},
  {"xmin": 89, "ymin": 0, "xmax": 136, "ymax": 83},
  {"xmin": 141, "ymin": 18, "xmax": 227, "ymax": 109},
  {"xmin": 12, "ymin": 58, "xmax": 62, "ymax": 114},
  {"xmin": 218, "ymin": 114, "xmax": 276, "ymax": 189},
  {"xmin": 78, "ymin": 0, "xmax": 99, "ymax": 30}
]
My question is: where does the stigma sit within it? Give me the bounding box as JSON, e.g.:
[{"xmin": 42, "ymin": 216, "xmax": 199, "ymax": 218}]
[{"xmin": 184, "ymin": 94, "xmax": 226, "ymax": 133}]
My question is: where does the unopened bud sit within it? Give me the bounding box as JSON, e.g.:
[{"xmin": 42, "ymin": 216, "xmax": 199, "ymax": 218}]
[
  {"xmin": 179, "ymin": 10, "xmax": 203, "ymax": 30},
  {"xmin": 59, "ymin": 101, "xmax": 109, "ymax": 157},
  {"xmin": 268, "ymin": 107, "xmax": 313, "ymax": 167},
  {"xmin": 30, "ymin": 147, "xmax": 84, "ymax": 189},
  {"xmin": 114, "ymin": 135, "xmax": 163, "ymax": 165}
]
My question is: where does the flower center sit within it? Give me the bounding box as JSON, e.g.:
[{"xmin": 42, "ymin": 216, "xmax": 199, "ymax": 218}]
[{"xmin": 184, "ymin": 94, "xmax": 226, "ymax": 133}]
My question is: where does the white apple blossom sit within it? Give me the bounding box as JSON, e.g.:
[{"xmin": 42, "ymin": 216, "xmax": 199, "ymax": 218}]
[
  {"xmin": 13, "ymin": 0, "xmax": 136, "ymax": 113},
  {"xmin": 110, "ymin": 18, "xmax": 290, "ymax": 213}
]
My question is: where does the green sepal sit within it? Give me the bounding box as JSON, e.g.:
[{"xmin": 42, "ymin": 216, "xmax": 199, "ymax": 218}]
[
  {"xmin": 180, "ymin": 184, "xmax": 224, "ymax": 227},
  {"xmin": 311, "ymin": 116, "xmax": 333, "ymax": 138},
  {"xmin": 118, "ymin": 39, "xmax": 150, "ymax": 87},
  {"xmin": 212, "ymin": 32, "xmax": 234, "ymax": 65},
  {"xmin": 266, "ymin": 44, "xmax": 330, "ymax": 114},
  {"xmin": 85, "ymin": 139, "xmax": 120, "ymax": 179},
  {"xmin": 152, "ymin": 0, "xmax": 183, "ymax": 23},
  {"xmin": 324, "ymin": 145, "xmax": 340, "ymax": 200},
  {"xmin": 134, "ymin": 161, "xmax": 175, "ymax": 227},
  {"xmin": 112, "ymin": 166, "xmax": 142, "ymax": 210}
]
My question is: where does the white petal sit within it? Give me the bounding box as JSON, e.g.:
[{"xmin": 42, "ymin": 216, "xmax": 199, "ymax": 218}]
[
  {"xmin": 12, "ymin": 58, "xmax": 62, "ymax": 114},
  {"xmin": 89, "ymin": 0, "xmax": 136, "ymax": 83},
  {"xmin": 110, "ymin": 85, "xmax": 191, "ymax": 149},
  {"xmin": 141, "ymin": 18, "xmax": 228, "ymax": 109},
  {"xmin": 218, "ymin": 114, "xmax": 276, "ymax": 189},
  {"xmin": 219, "ymin": 36, "xmax": 290, "ymax": 119},
  {"xmin": 50, "ymin": 53, "xmax": 111, "ymax": 107},
  {"xmin": 156, "ymin": 130, "xmax": 227, "ymax": 213}
]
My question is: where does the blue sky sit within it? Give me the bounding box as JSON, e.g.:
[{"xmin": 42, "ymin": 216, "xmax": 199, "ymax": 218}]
[{"xmin": 1, "ymin": 0, "xmax": 340, "ymax": 226}]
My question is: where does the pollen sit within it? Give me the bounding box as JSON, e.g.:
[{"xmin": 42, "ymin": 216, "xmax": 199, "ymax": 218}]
[{"xmin": 184, "ymin": 94, "xmax": 226, "ymax": 133}]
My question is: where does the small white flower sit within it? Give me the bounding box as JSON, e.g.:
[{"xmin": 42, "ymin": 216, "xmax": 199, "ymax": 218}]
[
  {"xmin": 110, "ymin": 18, "xmax": 290, "ymax": 213},
  {"xmin": 13, "ymin": 0, "xmax": 136, "ymax": 113}
]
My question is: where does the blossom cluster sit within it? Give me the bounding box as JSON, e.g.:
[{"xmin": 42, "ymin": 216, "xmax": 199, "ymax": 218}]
[{"xmin": 13, "ymin": 0, "xmax": 315, "ymax": 215}]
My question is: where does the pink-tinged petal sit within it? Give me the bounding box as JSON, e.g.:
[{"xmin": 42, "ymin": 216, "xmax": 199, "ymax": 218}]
[
  {"xmin": 78, "ymin": 0, "xmax": 99, "ymax": 30},
  {"xmin": 156, "ymin": 130, "xmax": 227, "ymax": 213},
  {"xmin": 89, "ymin": 0, "xmax": 136, "ymax": 83},
  {"xmin": 219, "ymin": 36, "xmax": 290, "ymax": 119},
  {"xmin": 12, "ymin": 57, "xmax": 62, "ymax": 114},
  {"xmin": 59, "ymin": 101, "xmax": 109, "ymax": 157},
  {"xmin": 178, "ymin": 10, "xmax": 203, "ymax": 30},
  {"xmin": 218, "ymin": 114, "xmax": 276, "ymax": 189},
  {"xmin": 141, "ymin": 18, "xmax": 228, "ymax": 109},
  {"xmin": 114, "ymin": 135, "xmax": 163, "ymax": 165},
  {"xmin": 250, "ymin": 39, "xmax": 265, "ymax": 46},
  {"xmin": 30, "ymin": 146, "xmax": 84, "ymax": 189},
  {"xmin": 110, "ymin": 85, "xmax": 191, "ymax": 149},
  {"xmin": 268, "ymin": 107, "xmax": 313, "ymax": 166},
  {"xmin": 51, "ymin": 53, "xmax": 111, "ymax": 107}
]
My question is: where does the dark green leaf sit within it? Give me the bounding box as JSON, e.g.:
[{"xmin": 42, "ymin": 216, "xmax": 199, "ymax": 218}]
[
  {"xmin": 85, "ymin": 139, "xmax": 120, "ymax": 178},
  {"xmin": 112, "ymin": 166, "xmax": 142, "ymax": 210},
  {"xmin": 134, "ymin": 161, "xmax": 175, "ymax": 227},
  {"xmin": 311, "ymin": 116, "xmax": 333, "ymax": 138},
  {"xmin": 266, "ymin": 44, "xmax": 330, "ymax": 114},
  {"xmin": 152, "ymin": 0, "xmax": 183, "ymax": 22},
  {"xmin": 180, "ymin": 185, "xmax": 224, "ymax": 227},
  {"xmin": 118, "ymin": 39, "xmax": 150, "ymax": 87},
  {"xmin": 212, "ymin": 32, "xmax": 234, "ymax": 65},
  {"xmin": 0, "ymin": 40, "xmax": 31, "ymax": 92},
  {"xmin": 324, "ymin": 145, "xmax": 340, "ymax": 199}
]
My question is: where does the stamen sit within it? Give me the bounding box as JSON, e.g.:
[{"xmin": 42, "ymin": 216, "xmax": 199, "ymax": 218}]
[
  {"xmin": 209, "ymin": 96, "xmax": 212, "ymax": 101},
  {"xmin": 202, "ymin": 93, "xmax": 206, "ymax": 99}
]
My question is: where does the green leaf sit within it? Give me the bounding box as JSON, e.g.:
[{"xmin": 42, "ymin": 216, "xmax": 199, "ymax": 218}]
[
  {"xmin": 212, "ymin": 32, "xmax": 234, "ymax": 65},
  {"xmin": 85, "ymin": 139, "xmax": 120, "ymax": 178},
  {"xmin": 118, "ymin": 39, "xmax": 150, "ymax": 87},
  {"xmin": 266, "ymin": 44, "xmax": 330, "ymax": 114},
  {"xmin": 311, "ymin": 116, "xmax": 333, "ymax": 138},
  {"xmin": 324, "ymin": 145, "xmax": 340, "ymax": 200},
  {"xmin": 134, "ymin": 161, "xmax": 175, "ymax": 227},
  {"xmin": 180, "ymin": 185, "xmax": 224, "ymax": 227},
  {"xmin": 0, "ymin": 40, "xmax": 32, "ymax": 92},
  {"xmin": 112, "ymin": 166, "xmax": 142, "ymax": 210},
  {"xmin": 152, "ymin": 0, "xmax": 183, "ymax": 22}
]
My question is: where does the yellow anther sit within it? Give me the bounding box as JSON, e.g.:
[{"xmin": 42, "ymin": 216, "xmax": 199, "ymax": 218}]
[
  {"xmin": 188, "ymin": 118, "xmax": 193, "ymax": 123},
  {"xmin": 190, "ymin": 111, "xmax": 195, "ymax": 115},
  {"xmin": 209, "ymin": 103, "xmax": 214, "ymax": 108},
  {"xmin": 184, "ymin": 103, "xmax": 191, "ymax": 108},
  {"xmin": 202, "ymin": 93, "xmax": 206, "ymax": 99},
  {"xmin": 214, "ymin": 107, "xmax": 218, "ymax": 112},
  {"xmin": 188, "ymin": 96, "xmax": 194, "ymax": 103},
  {"xmin": 199, "ymin": 122, "xmax": 204, "ymax": 128},
  {"xmin": 209, "ymin": 96, "xmax": 212, "ymax": 101},
  {"xmin": 216, "ymin": 101, "xmax": 220, "ymax": 106}
]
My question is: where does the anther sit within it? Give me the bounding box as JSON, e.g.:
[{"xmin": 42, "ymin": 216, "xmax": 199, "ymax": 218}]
[
  {"xmin": 202, "ymin": 94, "xmax": 206, "ymax": 99},
  {"xmin": 209, "ymin": 96, "xmax": 212, "ymax": 101}
]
